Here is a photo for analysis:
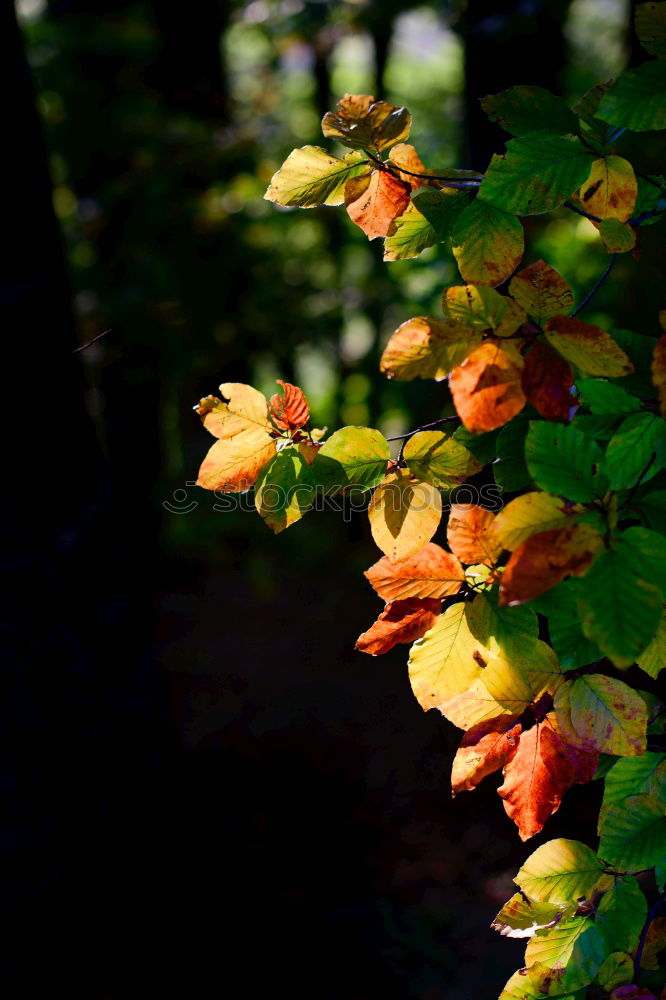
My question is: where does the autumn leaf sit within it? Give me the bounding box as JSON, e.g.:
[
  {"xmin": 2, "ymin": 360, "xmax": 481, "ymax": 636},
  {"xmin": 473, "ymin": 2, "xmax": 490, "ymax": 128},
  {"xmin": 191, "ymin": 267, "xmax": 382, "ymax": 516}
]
[
  {"xmin": 263, "ymin": 146, "xmax": 367, "ymax": 207},
  {"xmin": 492, "ymin": 893, "xmax": 574, "ymax": 939},
  {"xmin": 499, "ymin": 524, "xmax": 603, "ymax": 607},
  {"xmin": 364, "ymin": 543, "xmax": 464, "ymax": 602},
  {"xmin": 254, "ymin": 445, "xmax": 314, "ymax": 533},
  {"xmin": 379, "ymin": 316, "xmax": 481, "ymax": 381},
  {"xmin": 579, "ymin": 156, "xmax": 638, "ymax": 222},
  {"xmin": 196, "ymin": 382, "xmax": 272, "ymax": 438},
  {"xmin": 451, "ymin": 198, "xmax": 524, "ymax": 287},
  {"xmin": 384, "ymin": 188, "xmax": 468, "ymax": 262},
  {"xmin": 345, "ymin": 169, "xmax": 411, "ymax": 240},
  {"xmin": 492, "ymin": 492, "xmax": 585, "ymax": 552},
  {"xmin": 387, "ymin": 143, "xmax": 429, "ymax": 189},
  {"xmin": 652, "ymin": 334, "xmax": 666, "ymax": 419},
  {"xmin": 449, "ymin": 339, "xmax": 527, "ymax": 433},
  {"xmin": 312, "ymin": 426, "xmax": 389, "ymax": 493},
  {"xmin": 508, "ymin": 259, "xmax": 574, "ymax": 324},
  {"xmin": 599, "ymin": 219, "xmax": 637, "ymax": 253},
  {"xmin": 368, "ymin": 470, "xmax": 442, "ymax": 560},
  {"xmin": 447, "ymin": 503, "xmax": 502, "ymax": 565},
  {"xmin": 268, "ymin": 380, "xmax": 310, "ymax": 432},
  {"xmin": 441, "ymin": 284, "xmax": 526, "ymax": 336},
  {"xmin": 554, "ymin": 674, "xmax": 648, "ymax": 756},
  {"xmin": 403, "ymin": 430, "xmax": 481, "ymax": 488},
  {"xmin": 498, "ymin": 712, "xmax": 599, "ymax": 840},
  {"xmin": 544, "ymin": 316, "xmax": 634, "ymax": 377},
  {"xmin": 195, "ymin": 383, "xmax": 276, "ymax": 491},
  {"xmin": 515, "ymin": 838, "xmax": 613, "ymax": 905},
  {"xmin": 355, "ymin": 598, "xmax": 441, "ymax": 655},
  {"xmin": 451, "ymin": 715, "xmax": 522, "ymax": 795},
  {"xmin": 321, "ymin": 94, "xmax": 412, "ymax": 153},
  {"xmin": 521, "ymin": 340, "xmax": 575, "ymax": 421}
]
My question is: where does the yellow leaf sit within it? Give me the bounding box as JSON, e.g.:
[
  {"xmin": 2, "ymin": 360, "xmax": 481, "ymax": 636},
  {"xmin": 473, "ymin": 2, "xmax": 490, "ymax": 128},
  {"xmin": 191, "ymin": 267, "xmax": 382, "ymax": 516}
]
[
  {"xmin": 379, "ymin": 316, "xmax": 481, "ymax": 381},
  {"xmin": 544, "ymin": 317, "xmax": 634, "ymax": 377},
  {"xmin": 197, "ymin": 427, "xmax": 276, "ymax": 492},
  {"xmin": 403, "ymin": 430, "xmax": 480, "ymax": 487},
  {"xmin": 492, "ymin": 492, "xmax": 585, "ymax": 551},
  {"xmin": 368, "ymin": 470, "xmax": 442, "ymax": 560},
  {"xmin": 652, "ymin": 334, "xmax": 666, "ymax": 419},
  {"xmin": 263, "ymin": 146, "xmax": 366, "ymax": 207},
  {"xmin": 508, "ymin": 259, "xmax": 574, "ymax": 323},
  {"xmin": 637, "ymin": 608, "xmax": 666, "ymax": 678},
  {"xmin": 442, "ymin": 284, "xmax": 526, "ymax": 336},
  {"xmin": 579, "ymin": 156, "xmax": 638, "ymax": 221},
  {"xmin": 554, "ymin": 674, "xmax": 648, "ymax": 756}
]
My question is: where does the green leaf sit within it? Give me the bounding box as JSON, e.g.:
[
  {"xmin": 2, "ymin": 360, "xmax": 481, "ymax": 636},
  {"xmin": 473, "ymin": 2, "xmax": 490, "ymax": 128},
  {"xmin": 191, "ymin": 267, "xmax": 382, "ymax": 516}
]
[
  {"xmin": 599, "ymin": 791, "xmax": 666, "ymax": 870},
  {"xmin": 525, "ymin": 422, "xmax": 607, "ymax": 502},
  {"xmin": 561, "ymin": 674, "xmax": 647, "ymax": 756},
  {"xmin": 609, "ymin": 328, "xmax": 656, "ymax": 397},
  {"xmin": 478, "ymin": 137, "xmax": 592, "ymax": 216},
  {"xmin": 598, "ymin": 61, "xmax": 666, "ymax": 131},
  {"xmin": 452, "ymin": 425, "xmax": 500, "ymax": 465},
  {"xmin": 600, "ymin": 752, "xmax": 666, "ymax": 827},
  {"xmin": 633, "ymin": 174, "xmax": 666, "ymax": 225},
  {"xmin": 616, "ymin": 526, "xmax": 666, "ymax": 596},
  {"xmin": 480, "ymin": 86, "xmax": 579, "ymax": 138},
  {"xmin": 494, "ymin": 420, "xmax": 532, "ymax": 492},
  {"xmin": 637, "ymin": 608, "xmax": 666, "ymax": 678},
  {"xmin": 264, "ymin": 146, "xmax": 367, "ymax": 207},
  {"xmin": 524, "ymin": 916, "xmax": 607, "ymax": 992},
  {"xmin": 403, "ymin": 430, "xmax": 480, "ymax": 488},
  {"xmin": 491, "ymin": 893, "xmax": 575, "ymax": 938},
  {"xmin": 595, "ymin": 876, "xmax": 647, "ymax": 954},
  {"xmin": 383, "ymin": 188, "xmax": 468, "ymax": 261},
  {"xmin": 312, "ymin": 426, "xmax": 389, "ymax": 494},
  {"xmin": 576, "ymin": 379, "xmax": 641, "ymax": 415},
  {"xmin": 532, "ymin": 581, "xmax": 603, "ymax": 670},
  {"xmin": 255, "ymin": 446, "xmax": 314, "ymax": 533},
  {"xmin": 515, "ymin": 838, "xmax": 612, "ymax": 905},
  {"xmin": 576, "ymin": 546, "xmax": 664, "ymax": 668},
  {"xmin": 605, "ymin": 412, "xmax": 666, "ymax": 490},
  {"xmin": 570, "ymin": 413, "xmax": 621, "ymax": 440},
  {"xmin": 499, "ymin": 968, "xmax": 579, "ymax": 1000},
  {"xmin": 636, "ymin": 1, "xmax": 666, "ymax": 58},
  {"xmin": 451, "ymin": 198, "xmax": 524, "ymax": 287},
  {"xmin": 638, "ymin": 490, "xmax": 666, "ymax": 533},
  {"xmin": 597, "ymin": 952, "xmax": 634, "ymax": 991},
  {"xmin": 599, "ymin": 219, "xmax": 636, "ymax": 253}
]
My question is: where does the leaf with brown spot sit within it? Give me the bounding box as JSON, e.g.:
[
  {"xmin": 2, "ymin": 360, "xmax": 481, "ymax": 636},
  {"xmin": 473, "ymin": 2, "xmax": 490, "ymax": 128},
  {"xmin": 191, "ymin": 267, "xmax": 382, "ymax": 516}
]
[
  {"xmin": 345, "ymin": 169, "xmax": 411, "ymax": 240},
  {"xmin": 449, "ymin": 339, "xmax": 527, "ymax": 433},
  {"xmin": 355, "ymin": 598, "xmax": 441, "ymax": 655},
  {"xmin": 442, "ymin": 284, "xmax": 526, "ymax": 336},
  {"xmin": 368, "ymin": 470, "xmax": 442, "ymax": 560},
  {"xmin": 509, "ymin": 259, "xmax": 575, "ymax": 323},
  {"xmin": 451, "ymin": 198, "xmax": 524, "ymax": 288},
  {"xmin": 447, "ymin": 503, "xmax": 502, "ymax": 565},
  {"xmin": 544, "ymin": 316, "xmax": 634, "ymax": 377},
  {"xmin": 451, "ymin": 716, "xmax": 522, "ymax": 795},
  {"xmin": 379, "ymin": 316, "xmax": 481, "ymax": 381},
  {"xmin": 521, "ymin": 340, "xmax": 575, "ymax": 421},
  {"xmin": 322, "ymin": 94, "xmax": 412, "ymax": 153},
  {"xmin": 554, "ymin": 674, "xmax": 648, "ymax": 756},
  {"xmin": 499, "ymin": 524, "xmax": 603, "ymax": 607},
  {"xmin": 498, "ymin": 712, "xmax": 599, "ymax": 840},
  {"xmin": 492, "ymin": 492, "xmax": 585, "ymax": 552},
  {"xmin": 652, "ymin": 334, "xmax": 666, "ymax": 418},
  {"xmin": 268, "ymin": 380, "xmax": 310, "ymax": 432},
  {"xmin": 364, "ymin": 543, "xmax": 464, "ymax": 602},
  {"xmin": 580, "ymin": 156, "xmax": 638, "ymax": 221}
]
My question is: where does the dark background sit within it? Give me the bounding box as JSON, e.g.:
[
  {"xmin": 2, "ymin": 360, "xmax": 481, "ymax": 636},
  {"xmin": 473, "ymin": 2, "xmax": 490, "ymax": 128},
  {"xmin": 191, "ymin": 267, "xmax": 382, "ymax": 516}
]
[{"xmin": 4, "ymin": 1, "xmax": 664, "ymax": 996}]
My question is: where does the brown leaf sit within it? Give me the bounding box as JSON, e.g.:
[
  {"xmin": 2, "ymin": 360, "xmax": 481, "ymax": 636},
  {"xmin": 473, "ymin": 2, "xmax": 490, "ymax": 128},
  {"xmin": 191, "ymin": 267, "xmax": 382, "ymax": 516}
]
[
  {"xmin": 521, "ymin": 341, "xmax": 575, "ymax": 421},
  {"xmin": 447, "ymin": 504, "xmax": 502, "ymax": 566},
  {"xmin": 355, "ymin": 598, "xmax": 441, "ymax": 655},
  {"xmin": 498, "ymin": 712, "xmax": 598, "ymax": 840},
  {"xmin": 388, "ymin": 143, "xmax": 429, "ymax": 189},
  {"xmin": 652, "ymin": 334, "xmax": 666, "ymax": 419},
  {"xmin": 499, "ymin": 524, "xmax": 603, "ymax": 607},
  {"xmin": 322, "ymin": 94, "xmax": 412, "ymax": 153},
  {"xmin": 451, "ymin": 716, "xmax": 522, "ymax": 795},
  {"xmin": 268, "ymin": 380, "xmax": 310, "ymax": 432},
  {"xmin": 364, "ymin": 543, "xmax": 465, "ymax": 602},
  {"xmin": 345, "ymin": 169, "xmax": 411, "ymax": 240},
  {"xmin": 508, "ymin": 259, "xmax": 574, "ymax": 323},
  {"xmin": 449, "ymin": 339, "xmax": 526, "ymax": 433}
]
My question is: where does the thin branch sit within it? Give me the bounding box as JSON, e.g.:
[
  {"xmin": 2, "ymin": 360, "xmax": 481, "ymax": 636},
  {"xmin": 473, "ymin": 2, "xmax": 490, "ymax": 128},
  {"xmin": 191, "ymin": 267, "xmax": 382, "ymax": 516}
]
[
  {"xmin": 564, "ymin": 200, "xmax": 602, "ymax": 224},
  {"xmin": 572, "ymin": 255, "xmax": 616, "ymax": 316},
  {"xmin": 634, "ymin": 890, "xmax": 666, "ymax": 978},
  {"xmin": 73, "ymin": 329, "xmax": 112, "ymax": 354},
  {"xmin": 386, "ymin": 415, "xmax": 460, "ymax": 444}
]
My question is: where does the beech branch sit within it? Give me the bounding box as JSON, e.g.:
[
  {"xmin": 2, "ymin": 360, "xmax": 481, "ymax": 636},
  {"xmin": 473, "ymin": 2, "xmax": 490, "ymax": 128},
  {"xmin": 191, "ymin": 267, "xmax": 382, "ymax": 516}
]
[{"xmin": 572, "ymin": 255, "xmax": 617, "ymax": 316}]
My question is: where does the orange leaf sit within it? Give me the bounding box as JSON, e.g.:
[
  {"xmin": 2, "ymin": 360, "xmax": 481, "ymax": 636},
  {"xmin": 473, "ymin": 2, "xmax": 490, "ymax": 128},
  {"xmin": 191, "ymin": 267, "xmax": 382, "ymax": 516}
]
[
  {"xmin": 499, "ymin": 524, "xmax": 603, "ymax": 607},
  {"xmin": 508, "ymin": 259, "xmax": 574, "ymax": 323},
  {"xmin": 521, "ymin": 341, "xmax": 575, "ymax": 421},
  {"xmin": 652, "ymin": 334, "xmax": 666, "ymax": 419},
  {"xmin": 498, "ymin": 712, "xmax": 598, "ymax": 840},
  {"xmin": 449, "ymin": 339, "xmax": 526, "ymax": 433},
  {"xmin": 345, "ymin": 169, "xmax": 411, "ymax": 240},
  {"xmin": 451, "ymin": 716, "xmax": 522, "ymax": 795},
  {"xmin": 355, "ymin": 598, "xmax": 441, "ymax": 655},
  {"xmin": 388, "ymin": 143, "xmax": 429, "ymax": 190},
  {"xmin": 364, "ymin": 543, "xmax": 464, "ymax": 601},
  {"xmin": 268, "ymin": 380, "xmax": 310, "ymax": 432},
  {"xmin": 197, "ymin": 428, "xmax": 276, "ymax": 492},
  {"xmin": 447, "ymin": 504, "xmax": 502, "ymax": 566}
]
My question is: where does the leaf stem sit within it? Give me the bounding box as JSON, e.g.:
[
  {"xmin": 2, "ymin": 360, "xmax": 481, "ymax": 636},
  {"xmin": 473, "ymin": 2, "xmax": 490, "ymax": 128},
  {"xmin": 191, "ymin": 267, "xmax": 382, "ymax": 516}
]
[
  {"xmin": 572, "ymin": 254, "xmax": 616, "ymax": 316},
  {"xmin": 387, "ymin": 415, "xmax": 461, "ymax": 445}
]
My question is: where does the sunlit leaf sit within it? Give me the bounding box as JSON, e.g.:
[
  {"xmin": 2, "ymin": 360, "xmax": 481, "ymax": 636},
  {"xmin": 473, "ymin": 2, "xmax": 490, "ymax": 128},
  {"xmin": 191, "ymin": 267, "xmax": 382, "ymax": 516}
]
[
  {"xmin": 383, "ymin": 191, "xmax": 463, "ymax": 261},
  {"xmin": 498, "ymin": 968, "xmax": 578, "ymax": 1000},
  {"xmin": 525, "ymin": 421, "xmax": 608, "ymax": 501},
  {"xmin": 509, "ymin": 259, "xmax": 574, "ymax": 323},
  {"xmin": 254, "ymin": 445, "xmax": 314, "ymax": 532},
  {"xmin": 521, "ymin": 341, "xmax": 575, "ymax": 421},
  {"xmin": 579, "ymin": 157, "xmax": 638, "ymax": 222},
  {"xmin": 516, "ymin": 838, "xmax": 613, "ymax": 905},
  {"xmin": 491, "ymin": 892, "xmax": 573, "ymax": 939},
  {"xmin": 441, "ymin": 284, "xmax": 526, "ymax": 335},
  {"xmin": 196, "ymin": 382, "xmax": 271, "ymax": 438},
  {"xmin": 543, "ymin": 317, "xmax": 634, "ymax": 378},
  {"xmin": 345, "ymin": 168, "xmax": 411, "ymax": 239},
  {"xmin": 532, "ymin": 581, "xmax": 603, "ymax": 670},
  {"xmin": 524, "ymin": 911, "xmax": 607, "ymax": 992},
  {"xmin": 355, "ymin": 598, "xmax": 441, "ymax": 655},
  {"xmin": 478, "ymin": 137, "xmax": 592, "ymax": 216},
  {"xmin": 403, "ymin": 430, "xmax": 481, "ymax": 488},
  {"xmin": 268, "ymin": 380, "xmax": 310, "ymax": 432},
  {"xmin": 451, "ymin": 198, "xmax": 524, "ymax": 287},
  {"xmin": 597, "ymin": 61, "xmax": 666, "ymax": 131},
  {"xmin": 379, "ymin": 316, "xmax": 481, "ymax": 381},
  {"xmin": 408, "ymin": 601, "xmax": 490, "ymax": 713},
  {"xmin": 364, "ymin": 543, "xmax": 464, "ymax": 602},
  {"xmin": 449, "ymin": 339, "xmax": 527, "ymax": 433},
  {"xmin": 263, "ymin": 146, "xmax": 367, "ymax": 207},
  {"xmin": 556, "ymin": 674, "xmax": 647, "ymax": 756},
  {"xmin": 499, "ymin": 524, "xmax": 603, "ymax": 607},
  {"xmin": 447, "ymin": 503, "xmax": 502, "ymax": 565},
  {"xmin": 636, "ymin": 1, "xmax": 666, "ymax": 57},
  {"xmin": 387, "ymin": 142, "xmax": 429, "ymax": 188},
  {"xmin": 312, "ymin": 426, "xmax": 389, "ymax": 493},
  {"xmin": 598, "ymin": 791, "xmax": 666, "ymax": 870},
  {"xmin": 492, "ymin": 492, "xmax": 585, "ymax": 552},
  {"xmin": 197, "ymin": 428, "xmax": 277, "ymax": 492},
  {"xmin": 451, "ymin": 715, "xmax": 521, "ymax": 795},
  {"xmin": 368, "ymin": 470, "xmax": 442, "ymax": 560},
  {"xmin": 321, "ymin": 93, "xmax": 412, "ymax": 152},
  {"xmin": 599, "ymin": 753, "xmax": 666, "ymax": 828}
]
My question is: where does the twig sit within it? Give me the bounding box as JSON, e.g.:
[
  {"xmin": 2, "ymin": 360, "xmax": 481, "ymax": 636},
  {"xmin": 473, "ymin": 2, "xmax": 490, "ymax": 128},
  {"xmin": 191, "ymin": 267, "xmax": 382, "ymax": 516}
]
[
  {"xmin": 387, "ymin": 415, "xmax": 460, "ymax": 445},
  {"xmin": 73, "ymin": 329, "xmax": 112, "ymax": 354},
  {"xmin": 564, "ymin": 200, "xmax": 602, "ymax": 224},
  {"xmin": 572, "ymin": 255, "xmax": 616, "ymax": 316},
  {"xmin": 634, "ymin": 890, "xmax": 666, "ymax": 978}
]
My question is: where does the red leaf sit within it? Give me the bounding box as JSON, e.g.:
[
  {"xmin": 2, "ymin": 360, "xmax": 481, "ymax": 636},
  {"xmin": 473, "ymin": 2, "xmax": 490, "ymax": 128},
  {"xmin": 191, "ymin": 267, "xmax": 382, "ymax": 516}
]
[
  {"xmin": 451, "ymin": 716, "xmax": 522, "ymax": 795},
  {"xmin": 268, "ymin": 380, "xmax": 311, "ymax": 432},
  {"xmin": 364, "ymin": 543, "xmax": 465, "ymax": 601},
  {"xmin": 345, "ymin": 169, "xmax": 411, "ymax": 240},
  {"xmin": 521, "ymin": 341, "xmax": 575, "ymax": 421},
  {"xmin": 355, "ymin": 598, "xmax": 441, "ymax": 655},
  {"xmin": 498, "ymin": 712, "xmax": 598, "ymax": 840},
  {"xmin": 499, "ymin": 524, "xmax": 603, "ymax": 607}
]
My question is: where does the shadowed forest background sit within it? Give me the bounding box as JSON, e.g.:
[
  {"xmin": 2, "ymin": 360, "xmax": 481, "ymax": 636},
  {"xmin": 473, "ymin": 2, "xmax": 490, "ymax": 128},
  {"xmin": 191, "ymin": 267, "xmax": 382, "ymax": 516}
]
[{"xmin": 5, "ymin": 0, "xmax": 665, "ymax": 996}]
